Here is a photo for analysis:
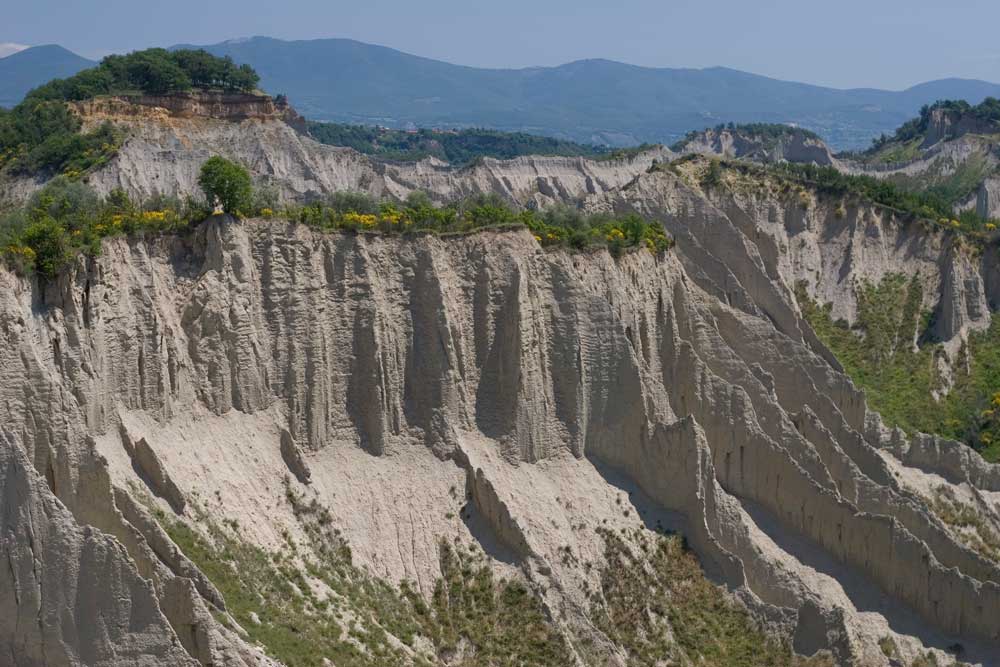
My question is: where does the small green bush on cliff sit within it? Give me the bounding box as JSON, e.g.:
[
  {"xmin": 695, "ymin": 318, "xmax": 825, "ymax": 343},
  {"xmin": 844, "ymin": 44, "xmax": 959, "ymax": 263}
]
[
  {"xmin": 199, "ymin": 156, "xmax": 253, "ymax": 215},
  {"xmin": 0, "ymin": 179, "xmax": 206, "ymax": 277}
]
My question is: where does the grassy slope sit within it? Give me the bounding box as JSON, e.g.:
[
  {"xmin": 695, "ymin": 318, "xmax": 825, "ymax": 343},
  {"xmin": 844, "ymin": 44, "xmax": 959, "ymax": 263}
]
[
  {"xmin": 150, "ymin": 481, "xmax": 572, "ymax": 667},
  {"xmin": 591, "ymin": 527, "xmax": 834, "ymax": 667},
  {"xmin": 797, "ymin": 277, "xmax": 1000, "ymax": 462},
  {"xmin": 865, "ymin": 137, "xmax": 924, "ymax": 165},
  {"xmin": 886, "ymin": 150, "xmax": 996, "ymax": 207},
  {"xmin": 145, "ymin": 480, "xmax": 861, "ymax": 666}
]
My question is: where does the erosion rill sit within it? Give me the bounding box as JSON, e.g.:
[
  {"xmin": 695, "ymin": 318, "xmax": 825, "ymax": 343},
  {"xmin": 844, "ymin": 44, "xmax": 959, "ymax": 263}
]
[{"xmin": 2, "ymin": 94, "xmax": 1000, "ymax": 667}]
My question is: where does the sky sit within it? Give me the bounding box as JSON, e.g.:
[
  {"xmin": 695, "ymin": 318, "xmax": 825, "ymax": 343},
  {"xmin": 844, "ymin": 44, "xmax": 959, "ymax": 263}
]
[{"xmin": 3, "ymin": 0, "xmax": 999, "ymax": 90}]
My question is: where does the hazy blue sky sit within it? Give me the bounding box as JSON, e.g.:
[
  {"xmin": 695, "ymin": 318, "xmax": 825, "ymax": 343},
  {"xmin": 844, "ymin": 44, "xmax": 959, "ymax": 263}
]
[{"xmin": 4, "ymin": 0, "xmax": 999, "ymax": 89}]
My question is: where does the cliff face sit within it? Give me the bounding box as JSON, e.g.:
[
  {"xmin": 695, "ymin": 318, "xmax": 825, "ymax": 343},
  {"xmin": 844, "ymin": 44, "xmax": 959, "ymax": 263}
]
[
  {"xmin": 3, "ymin": 105, "xmax": 1000, "ymax": 666},
  {"xmin": 840, "ymin": 112, "xmax": 1000, "ymax": 220},
  {"xmin": 71, "ymin": 92, "xmax": 301, "ymax": 124},
  {"xmin": 3, "ymin": 175, "xmax": 1000, "ymax": 665},
  {"xmin": 679, "ymin": 160, "xmax": 994, "ymax": 347},
  {"xmin": 0, "ymin": 429, "xmax": 198, "ymax": 667},
  {"xmin": 922, "ymin": 108, "xmax": 999, "ymax": 148}
]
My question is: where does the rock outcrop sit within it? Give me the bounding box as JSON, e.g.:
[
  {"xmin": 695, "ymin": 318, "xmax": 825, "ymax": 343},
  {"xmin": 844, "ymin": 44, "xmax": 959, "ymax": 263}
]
[
  {"xmin": 1, "ymin": 198, "xmax": 999, "ymax": 663},
  {"xmin": 71, "ymin": 92, "xmax": 302, "ymax": 125},
  {"xmin": 0, "ymin": 428, "xmax": 197, "ymax": 666},
  {"xmin": 921, "ymin": 107, "xmax": 999, "ymax": 149}
]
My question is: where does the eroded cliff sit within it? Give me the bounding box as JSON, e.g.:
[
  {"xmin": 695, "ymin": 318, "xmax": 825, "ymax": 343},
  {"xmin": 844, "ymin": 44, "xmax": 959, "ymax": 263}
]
[{"xmin": 2, "ymin": 100, "xmax": 1000, "ymax": 667}]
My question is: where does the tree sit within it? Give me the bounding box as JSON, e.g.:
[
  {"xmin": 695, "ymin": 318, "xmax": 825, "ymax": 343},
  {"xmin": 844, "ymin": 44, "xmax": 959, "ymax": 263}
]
[
  {"xmin": 124, "ymin": 51, "xmax": 191, "ymax": 94},
  {"xmin": 20, "ymin": 209, "xmax": 71, "ymax": 278},
  {"xmin": 198, "ymin": 156, "xmax": 253, "ymax": 216},
  {"xmin": 171, "ymin": 49, "xmax": 222, "ymax": 89},
  {"xmin": 234, "ymin": 64, "xmax": 260, "ymax": 92}
]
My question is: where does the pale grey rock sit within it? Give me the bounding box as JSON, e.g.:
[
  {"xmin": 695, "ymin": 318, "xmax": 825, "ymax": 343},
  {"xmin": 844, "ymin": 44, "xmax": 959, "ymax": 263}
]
[
  {"xmin": 975, "ymin": 176, "xmax": 1000, "ymax": 221},
  {"xmin": 2, "ymin": 211, "xmax": 997, "ymax": 661},
  {"xmin": 280, "ymin": 429, "xmax": 311, "ymax": 484},
  {"xmin": 0, "ymin": 100, "xmax": 670, "ymax": 209},
  {"xmin": 0, "ymin": 428, "xmax": 197, "ymax": 666},
  {"xmin": 133, "ymin": 437, "xmax": 186, "ymax": 513}
]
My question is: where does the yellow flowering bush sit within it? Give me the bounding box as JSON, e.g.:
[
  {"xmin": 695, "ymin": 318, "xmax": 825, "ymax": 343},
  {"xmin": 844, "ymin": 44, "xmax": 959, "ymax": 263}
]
[
  {"xmin": 2, "ymin": 181, "xmax": 674, "ymax": 279},
  {"xmin": 3, "ymin": 244, "xmax": 36, "ymax": 261},
  {"xmin": 342, "ymin": 212, "xmax": 378, "ymax": 228}
]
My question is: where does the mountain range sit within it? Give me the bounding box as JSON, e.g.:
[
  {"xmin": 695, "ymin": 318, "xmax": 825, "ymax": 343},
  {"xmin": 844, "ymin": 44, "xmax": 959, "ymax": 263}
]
[
  {"xmin": 4, "ymin": 36, "xmax": 1000, "ymax": 150},
  {"xmin": 0, "ymin": 43, "xmax": 95, "ymax": 107}
]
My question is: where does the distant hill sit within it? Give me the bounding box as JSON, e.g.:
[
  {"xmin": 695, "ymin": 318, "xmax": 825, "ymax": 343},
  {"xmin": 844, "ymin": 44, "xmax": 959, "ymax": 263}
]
[
  {"xmin": 0, "ymin": 45, "xmax": 94, "ymax": 107},
  {"xmin": 172, "ymin": 36, "xmax": 1000, "ymax": 151}
]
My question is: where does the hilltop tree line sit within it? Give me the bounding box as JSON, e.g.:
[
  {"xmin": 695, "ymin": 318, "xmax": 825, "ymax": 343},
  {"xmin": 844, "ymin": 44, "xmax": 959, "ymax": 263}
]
[
  {"xmin": 772, "ymin": 161, "xmax": 998, "ymax": 230},
  {"xmin": 306, "ymin": 122, "xmax": 620, "ymax": 165},
  {"xmin": 28, "ymin": 48, "xmax": 260, "ymax": 101},
  {"xmin": 0, "ymin": 49, "xmax": 260, "ymax": 176}
]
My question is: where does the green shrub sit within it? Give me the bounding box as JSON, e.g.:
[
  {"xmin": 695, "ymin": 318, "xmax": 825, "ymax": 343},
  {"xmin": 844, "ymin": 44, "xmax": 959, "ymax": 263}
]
[
  {"xmin": 279, "ymin": 194, "xmax": 673, "ymax": 254},
  {"xmin": 1, "ymin": 180, "xmax": 203, "ymax": 278},
  {"xmin": 593, "ymin": 526, "xmax": 834, "ymax": 666},
  {"xmin": 20, "ymin": 215, "xmax": 71, "ymax": 278},
  {"xmin": 198, "ymin": 156, "xmax": 253, "ymax": 216},
  {"xmin": 1, "ymin": 179, "xmax": 671, "ymax": 280}
]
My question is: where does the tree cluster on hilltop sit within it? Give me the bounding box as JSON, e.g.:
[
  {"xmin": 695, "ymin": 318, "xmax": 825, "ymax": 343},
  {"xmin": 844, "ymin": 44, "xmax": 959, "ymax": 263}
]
[
  {"xmin": 27, "ymin": 48, "xmax": 260, "ymax": 101},
  {"xmin": 0, "ymin": 49, "xmax": 260, "ymax": 176}
]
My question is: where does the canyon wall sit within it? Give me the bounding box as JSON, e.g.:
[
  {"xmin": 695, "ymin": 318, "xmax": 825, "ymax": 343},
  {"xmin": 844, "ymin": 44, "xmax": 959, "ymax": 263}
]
[{"xmin": 2, "ymin": 103, "xmax": 1000, "ymax": 665}]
